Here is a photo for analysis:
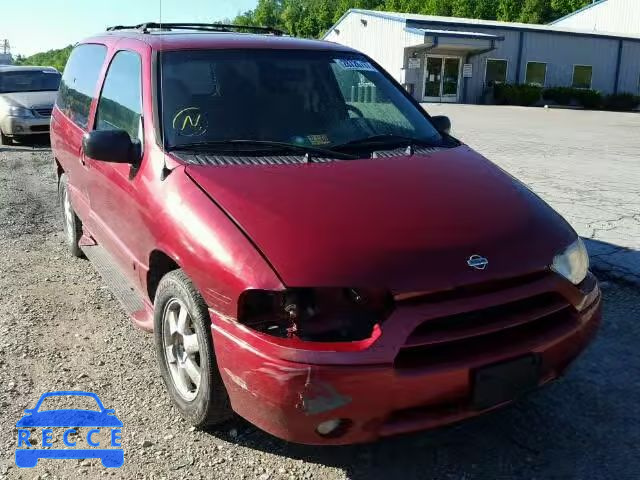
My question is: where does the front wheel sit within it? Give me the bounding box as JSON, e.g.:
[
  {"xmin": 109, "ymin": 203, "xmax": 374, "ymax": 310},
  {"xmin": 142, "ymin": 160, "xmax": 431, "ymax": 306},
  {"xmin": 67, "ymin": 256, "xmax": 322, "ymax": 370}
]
[
  {"xmin": 154, "ymin": 269, "xmax": 232, "ymax": 428},
  {"xmin": 58, "ymin": 173, "xmax": 83, "ymax": 258},
  {"xmin": 0, "ymin": 130, "xmax": 11, "ymax": 145}
]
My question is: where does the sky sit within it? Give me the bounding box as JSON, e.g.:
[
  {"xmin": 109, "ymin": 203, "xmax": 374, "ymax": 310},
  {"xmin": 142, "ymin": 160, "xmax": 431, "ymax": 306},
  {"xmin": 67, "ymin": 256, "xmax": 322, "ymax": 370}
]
[{"xmin": 0, "ymin": 0, "xmax": 258, "ymax": 57}]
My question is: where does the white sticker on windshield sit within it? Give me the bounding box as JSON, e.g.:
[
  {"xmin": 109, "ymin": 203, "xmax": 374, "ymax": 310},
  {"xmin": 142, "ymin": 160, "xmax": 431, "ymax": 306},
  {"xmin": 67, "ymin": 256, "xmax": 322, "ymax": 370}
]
[{"xmin": 335, "ymin": 58, "xmax": 377, "ymax": 72}]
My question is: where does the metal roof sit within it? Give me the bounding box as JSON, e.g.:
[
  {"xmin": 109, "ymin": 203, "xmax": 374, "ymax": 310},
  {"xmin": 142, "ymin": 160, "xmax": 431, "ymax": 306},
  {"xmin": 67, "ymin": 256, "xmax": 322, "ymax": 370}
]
[
  {"xmin": 549, "ymin": 0, "xmax": 609, "ymax": 25},
  {"xmin": 330, "ymin": 8, "xmax": 640, "ymax": 42},
  {"xmin": 404, "ymin": 27, "xmax": 503, "ymax": 41}
]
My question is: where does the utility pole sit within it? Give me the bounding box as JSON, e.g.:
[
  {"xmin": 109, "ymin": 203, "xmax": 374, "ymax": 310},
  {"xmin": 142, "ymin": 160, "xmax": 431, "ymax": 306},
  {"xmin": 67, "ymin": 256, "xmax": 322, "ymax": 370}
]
[{"xmin": 1, "ymin": 39, "xmax": 10, "ymax": 55}]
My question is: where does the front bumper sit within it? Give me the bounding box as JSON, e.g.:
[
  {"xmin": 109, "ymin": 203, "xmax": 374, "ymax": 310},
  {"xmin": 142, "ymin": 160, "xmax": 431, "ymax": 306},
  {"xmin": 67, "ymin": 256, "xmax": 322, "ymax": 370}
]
[
  {"xmin": 211, "ymin": 272, "xmax": 602, "ymax": 445},
  {"xmin": 0, "ymin": 115, "xmax": 50, "ymax": 135}
]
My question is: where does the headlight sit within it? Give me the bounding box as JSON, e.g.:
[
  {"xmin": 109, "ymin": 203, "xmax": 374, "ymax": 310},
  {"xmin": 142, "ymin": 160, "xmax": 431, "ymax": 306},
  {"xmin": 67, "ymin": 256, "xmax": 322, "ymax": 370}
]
[
  {"xmin": 8, "ymin": 106, "xmax": 34, "ymax": 118},
  {"xmin": 551, "ymin": 237, "xmax": 589, "ymax": 285},
  {"xmin": 238, "ymin": 288, "xmax": 394, "ymax": 342}
]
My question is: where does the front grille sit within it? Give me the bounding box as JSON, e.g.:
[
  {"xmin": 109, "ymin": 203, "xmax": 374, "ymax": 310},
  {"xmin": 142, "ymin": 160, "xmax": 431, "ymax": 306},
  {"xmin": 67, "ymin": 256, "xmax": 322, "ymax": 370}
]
[
  {"xmin": 395, "ymin": 293, "xmax": 575, "ymax": 370},
  {"xmin": 34, "ymin": 107, "xmax": 52, "ymax": 117},
  {"xmin": 30, "ymin": 125, "xmax": 49, "ymax": 132}
]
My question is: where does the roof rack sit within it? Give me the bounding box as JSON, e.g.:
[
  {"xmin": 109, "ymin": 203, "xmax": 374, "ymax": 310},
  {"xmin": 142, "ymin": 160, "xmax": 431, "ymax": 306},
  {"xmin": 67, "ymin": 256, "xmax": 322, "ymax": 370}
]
[{"xmin": 106, "ymin": 22, "xmax": 284, "ymax": 36}]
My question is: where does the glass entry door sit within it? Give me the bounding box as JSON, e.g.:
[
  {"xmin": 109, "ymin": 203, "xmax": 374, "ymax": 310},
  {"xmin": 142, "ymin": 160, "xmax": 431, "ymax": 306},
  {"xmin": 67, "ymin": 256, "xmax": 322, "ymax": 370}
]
[{"xmin": 423, "ymin": 56, "xmax": 461, "ymax": 102}]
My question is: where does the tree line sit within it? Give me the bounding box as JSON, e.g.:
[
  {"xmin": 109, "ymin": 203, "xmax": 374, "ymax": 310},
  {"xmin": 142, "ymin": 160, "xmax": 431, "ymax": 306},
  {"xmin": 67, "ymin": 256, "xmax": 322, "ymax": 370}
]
[
  {"xmin": 14, "ymin": 45, "xmax": 73, "ymax": 73},
  {"xmin": 232, "ymin": 0, "xmax": 592, "ymax": 38}
]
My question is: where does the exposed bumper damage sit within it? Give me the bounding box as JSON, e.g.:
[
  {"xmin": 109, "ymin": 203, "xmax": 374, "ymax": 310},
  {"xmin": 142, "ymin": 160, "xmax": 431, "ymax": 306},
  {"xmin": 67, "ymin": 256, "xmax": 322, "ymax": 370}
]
[{"xmin": 210, "ymin": 273, "xmax": 602, "ymax": 445}]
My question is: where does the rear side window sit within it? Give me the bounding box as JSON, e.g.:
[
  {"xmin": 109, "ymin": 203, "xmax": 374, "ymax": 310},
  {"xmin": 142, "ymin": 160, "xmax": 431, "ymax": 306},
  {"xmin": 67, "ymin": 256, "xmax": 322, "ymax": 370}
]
[
  {"xmin": 95, "ymin": 51, "xmax": 143, "ymax": 141},
  {"xmin": 57, "ymin": 44, "xmax": 107, "ymax": 129}
]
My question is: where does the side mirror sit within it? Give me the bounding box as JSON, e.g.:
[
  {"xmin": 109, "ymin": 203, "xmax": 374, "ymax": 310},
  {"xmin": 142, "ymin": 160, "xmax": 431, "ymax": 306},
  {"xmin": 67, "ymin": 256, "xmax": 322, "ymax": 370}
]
[
  {"xmin": 431, "ymin": 115, "xmax": 451, "ymax": 135},
  {"xmin": 83, "ymin": 130, "xmax": 140, "ymax": 164}
]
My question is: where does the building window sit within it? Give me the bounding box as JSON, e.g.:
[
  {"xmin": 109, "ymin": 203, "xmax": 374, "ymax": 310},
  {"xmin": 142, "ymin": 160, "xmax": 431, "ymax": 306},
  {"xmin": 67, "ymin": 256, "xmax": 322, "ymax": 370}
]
[
  {"xmin": 525, "ymin": 62, "xmax": 547, "ymax": 87},
  {"xmin": 485, "ymin": 59, "xmax": 508, "ymax": 87},
  {"xmin": 572, "ymin": 65, "xmax": 593, "ymax": 89}
]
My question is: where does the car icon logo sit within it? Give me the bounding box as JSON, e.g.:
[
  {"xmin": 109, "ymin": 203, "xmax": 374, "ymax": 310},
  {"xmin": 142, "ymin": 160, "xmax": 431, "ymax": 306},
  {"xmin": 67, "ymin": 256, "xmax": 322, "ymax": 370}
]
[
  {"xmin": 467, "ymin": 254, "xmax": 489, "ymax": 270},
  {"xmin": 15, "ymin": 391, "xmax": 124, "ymax": 468}
]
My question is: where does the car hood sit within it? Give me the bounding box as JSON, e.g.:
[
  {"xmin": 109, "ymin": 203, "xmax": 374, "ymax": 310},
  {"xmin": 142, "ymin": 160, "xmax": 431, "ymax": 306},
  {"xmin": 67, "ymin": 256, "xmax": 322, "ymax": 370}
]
[
  {"xmin": 0, "ymin": 91, "xmax": 56, "ymax": 108},
  {"xmin": 185, "ymin": 146, "xmax": 576, "ymax": 292},
  {"xmin": 16, "ymin": 410, "xmax": 123, "ymax": 427}
]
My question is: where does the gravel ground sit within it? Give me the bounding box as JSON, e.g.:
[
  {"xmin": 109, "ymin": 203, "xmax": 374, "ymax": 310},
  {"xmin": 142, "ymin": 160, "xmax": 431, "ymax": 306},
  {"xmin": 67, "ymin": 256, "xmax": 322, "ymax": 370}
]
[{"xmin": 0, "ymin": 137, "xmax": 639, "ymax": 480}]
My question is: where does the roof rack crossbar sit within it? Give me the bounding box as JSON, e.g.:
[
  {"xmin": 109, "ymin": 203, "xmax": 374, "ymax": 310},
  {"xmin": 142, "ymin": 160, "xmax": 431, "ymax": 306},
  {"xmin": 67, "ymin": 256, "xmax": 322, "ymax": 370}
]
[{"xmin": 106, "ymin": 22, "xmax": 284, "ymax": 36}]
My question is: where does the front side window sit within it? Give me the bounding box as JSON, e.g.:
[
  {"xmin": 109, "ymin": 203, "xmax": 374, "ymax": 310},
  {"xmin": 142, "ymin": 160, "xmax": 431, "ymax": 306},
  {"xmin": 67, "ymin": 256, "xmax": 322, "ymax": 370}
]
[
  {"xmin": 160, "ymin": 50, "xmax": 444, "ymax": 152},
  {"xmin": 57, "ymin": 44, "xmax": 107, "ymax": 129},
  {"xmin": 0, "ymin": 70, "xmax": 60, "ymax": 94},
  {"xmin": 485, "ymin": 59, "xmax": 507, "ymax": 87},
  {"xmin": 572, "ymin": 65, "xmax": 592, "ymax": 89},
  {"xmin": 95, "ymin": 51, "xmax": 143, "ymax": 141},
  {"xmin": 525, "ymin": 62, "xmax": 546, "ymax": 87}
]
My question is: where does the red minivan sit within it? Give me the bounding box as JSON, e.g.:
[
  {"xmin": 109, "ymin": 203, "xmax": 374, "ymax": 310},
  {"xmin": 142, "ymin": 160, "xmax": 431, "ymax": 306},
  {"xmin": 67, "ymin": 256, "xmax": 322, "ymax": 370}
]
[{"xmin": 50, "ymin": 23, "xmax": 601, "ymax": 445}]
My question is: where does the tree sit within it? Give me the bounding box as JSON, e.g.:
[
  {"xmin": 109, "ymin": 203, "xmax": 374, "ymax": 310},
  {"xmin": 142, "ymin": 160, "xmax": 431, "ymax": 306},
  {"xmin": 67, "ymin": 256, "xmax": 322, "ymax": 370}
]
[
  {"xmin": 518, "ymin": 0, "xmax": 550, "ymax": 23},
  {"xmin": 550, "ymin": 0, "xmax": 591, "ymax": 18},
  {"xmin": 497, "ymin": 0, "xmax": 524, "ymax": 21},
  {"xmin": 420, "ymin": 0, "xmax": 453, "ymax": 16},
  {"xmin": 15, "ymin": 45, "xmax": 73, "ymax": 72},
  {"xmin": 473, "ymin": 0, "xmax": 499, "ymax": 20},
  {"xmin": 254, "ymin": 0, "xmax": 285, "ymax": 28},
  {"xmin": 450, "ymin": 0, "xmax": 475, "ymax": 18}
]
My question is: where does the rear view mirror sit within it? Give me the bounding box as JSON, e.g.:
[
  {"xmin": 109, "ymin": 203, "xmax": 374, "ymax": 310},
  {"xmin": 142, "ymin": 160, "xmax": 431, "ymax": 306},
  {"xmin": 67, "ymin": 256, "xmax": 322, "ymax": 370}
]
[
  {"xmin": 83, "ymin": 130, "xmax": 140, "ymax": 164},
  {"xmin": 431, "ymin": 115, "xmax": 451, "ymax": 135}
]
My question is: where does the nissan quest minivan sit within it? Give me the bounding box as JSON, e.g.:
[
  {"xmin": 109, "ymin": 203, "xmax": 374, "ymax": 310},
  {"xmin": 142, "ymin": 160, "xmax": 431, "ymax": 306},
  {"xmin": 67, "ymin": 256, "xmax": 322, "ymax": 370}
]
[
  {"xmin": 50, "ymin": 23, "xmax": 601, "ymax": 445},
  {"xmin": 0, "ymin": 65, "xmax": 60, "ymax": 144}
]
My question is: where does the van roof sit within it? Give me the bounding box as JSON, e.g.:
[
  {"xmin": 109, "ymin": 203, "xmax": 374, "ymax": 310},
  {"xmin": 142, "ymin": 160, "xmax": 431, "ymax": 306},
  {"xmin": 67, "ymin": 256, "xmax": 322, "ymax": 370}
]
[{"xmin": 83, "ymin": 31, "xmax": 354, "ymax": 53}]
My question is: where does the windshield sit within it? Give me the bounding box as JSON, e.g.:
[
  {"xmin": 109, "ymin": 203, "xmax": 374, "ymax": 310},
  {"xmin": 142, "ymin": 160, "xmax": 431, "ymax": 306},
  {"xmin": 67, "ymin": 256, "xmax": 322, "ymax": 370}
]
[
  {"xmin": 0, "ymin": 70, "xmax": 61, "ymax": 93},
  {"xmin": 160, "ymin": 50, "xmax": 443, "ymax": 152}
]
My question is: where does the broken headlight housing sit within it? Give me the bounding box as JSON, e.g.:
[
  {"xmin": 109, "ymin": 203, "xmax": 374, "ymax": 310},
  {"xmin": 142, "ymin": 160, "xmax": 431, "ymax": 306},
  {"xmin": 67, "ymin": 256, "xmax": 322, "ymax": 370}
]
[
  {"xmin": 551, "ymin": 237, "xmax": 589, "ymax": 285},
  {"xmin": 238, "ymin": 288, "xmax": 394, "ymax": 342}
]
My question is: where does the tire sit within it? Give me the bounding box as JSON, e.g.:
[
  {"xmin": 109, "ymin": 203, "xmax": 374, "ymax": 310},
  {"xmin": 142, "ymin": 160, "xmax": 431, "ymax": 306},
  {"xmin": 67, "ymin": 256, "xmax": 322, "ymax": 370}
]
[
  {"xmin": 154, "ymin": 269, "xmax": 232, "ymax": 428},
  {"xmin": 0, "ymin": 130, "xmax": 11, "ymax": 145},
  {"xmin": 58, "ymin": 173, "xmax": 83, "ymax": 258}
]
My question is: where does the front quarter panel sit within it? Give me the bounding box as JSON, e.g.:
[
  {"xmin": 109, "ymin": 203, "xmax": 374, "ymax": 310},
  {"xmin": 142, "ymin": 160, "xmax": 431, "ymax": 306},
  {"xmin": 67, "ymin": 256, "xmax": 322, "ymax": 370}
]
[{"xmin": 152, "ymin": 166, "xmax": 283, "ymax": 316}]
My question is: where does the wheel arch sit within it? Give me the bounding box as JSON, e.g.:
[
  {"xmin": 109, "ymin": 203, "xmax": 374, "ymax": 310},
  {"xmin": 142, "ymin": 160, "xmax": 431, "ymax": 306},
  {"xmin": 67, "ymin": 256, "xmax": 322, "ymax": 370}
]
[
  {"xmin": 147, "ymin": 249, "xmax": 181, "ymax": 303},
  {"xmin": 54, "ymin": 157, "xmax": 64, "ymax": 182}
]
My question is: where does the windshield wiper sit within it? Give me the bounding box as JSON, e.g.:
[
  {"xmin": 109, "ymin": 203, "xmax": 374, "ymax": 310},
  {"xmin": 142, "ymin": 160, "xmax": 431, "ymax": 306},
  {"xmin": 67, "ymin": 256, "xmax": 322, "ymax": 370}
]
[
  {"xmin": 167, "ymin": 139, "xmax": 358, "ymax": 160},
  {"xmin": 332, "ymin": 134, "xmax": 438, "ymax": 152}
]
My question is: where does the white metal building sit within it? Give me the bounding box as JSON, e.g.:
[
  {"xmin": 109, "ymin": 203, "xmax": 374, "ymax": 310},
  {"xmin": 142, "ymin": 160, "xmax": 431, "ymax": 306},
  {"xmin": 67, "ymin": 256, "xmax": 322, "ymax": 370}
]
[
  {"xmin": 323, "ymin": 8, "xmax": 640, "ymax": 104},
  {"xmin": 551, "ymin": 0, "xmax": 640, "ymax": 36}
]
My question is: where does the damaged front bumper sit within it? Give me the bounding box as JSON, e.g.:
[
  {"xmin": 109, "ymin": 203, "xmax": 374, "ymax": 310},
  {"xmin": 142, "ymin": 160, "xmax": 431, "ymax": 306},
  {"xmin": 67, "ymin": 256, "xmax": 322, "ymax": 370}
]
[{"xmin": 210, "ymin": 273, "xmax": 602, "ymax": 445}]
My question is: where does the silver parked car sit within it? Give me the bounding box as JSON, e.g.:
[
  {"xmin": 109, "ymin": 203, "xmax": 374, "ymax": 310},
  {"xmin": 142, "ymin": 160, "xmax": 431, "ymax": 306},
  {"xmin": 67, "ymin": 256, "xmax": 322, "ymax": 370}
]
[{"xmin": 0, "ymin": 66, "xmax": 61, "ymax": 144}]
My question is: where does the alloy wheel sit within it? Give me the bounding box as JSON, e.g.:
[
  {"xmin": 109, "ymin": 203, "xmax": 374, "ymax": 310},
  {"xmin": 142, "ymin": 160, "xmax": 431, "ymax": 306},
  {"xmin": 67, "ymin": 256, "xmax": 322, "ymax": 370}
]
[
  {"xmin": 63, "ymin": 188, "xmax": 75, "ymax": 243},
  {"xmin": 162, "ymin": 298, "xmax": 202, "ymax": 401}
]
